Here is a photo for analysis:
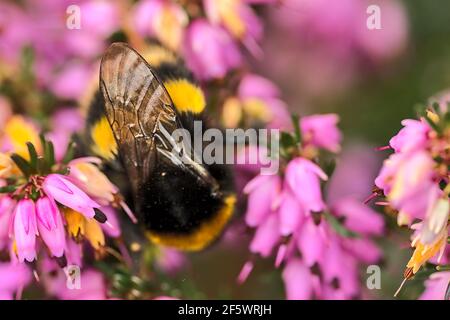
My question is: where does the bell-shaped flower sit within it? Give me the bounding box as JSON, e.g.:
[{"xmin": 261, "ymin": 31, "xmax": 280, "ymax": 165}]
[
  {"xmin": 36, "ymin": 197, "xmax": 66, "ymax": 258},
  {"xmin": 42, "ymin": 174, "xmax": 101, "ymax": 220},
  {"xmin": 13, "ymin": 199, "xmax": 37, "ymax": 262},
  {"xmin": 285, "ymin": 158, "xmax": 328, "ymax": 213},
  {"xmin": 183, "ymin": 19, "xmax": 242, "ymax": 80},
  {"xmin": 244, "ymin": 174, "xmax": 281, "ymax": 227},
  {"xmin": 300, "ymin": 114, "xmax": 341, "ymax": 152}
]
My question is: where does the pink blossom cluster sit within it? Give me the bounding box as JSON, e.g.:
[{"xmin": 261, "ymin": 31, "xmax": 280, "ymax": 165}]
[
  {"xmin": 265, "ymin": 0, "xmax": 409, "ymax": 96},
  {"xmin": 239, "ymin": 114, "xmax": 384, "ymax": 299},
  {"xmin": 133, "ymin": 0, "xmax": 279, "ymax": 80},
  {"xmin": 0, "ymin": 0, "xmax": 294, "ymax": 102},
  {"xmin": 0, "ymin": 102, "xmax": 138, "ymax": 298},
  {"xmin": 372, "ymin": 97, "xmax": 449, "ymax": 299},
  {"xmin": 0, "ymin": 100, "xmax": 188, "ymax": 299},
  {"xmin": 0, "ymin": 0, "xmax": 120, "ymax": 100},
  {"xmin": 222, "ymin": 73, "xmax": 292, "ymax": 131}
]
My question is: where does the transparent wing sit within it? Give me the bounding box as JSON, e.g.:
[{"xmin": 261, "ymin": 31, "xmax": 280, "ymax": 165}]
[{"xmin": 99, "ymin": 43, "xmax": 218, "ymax": 197}]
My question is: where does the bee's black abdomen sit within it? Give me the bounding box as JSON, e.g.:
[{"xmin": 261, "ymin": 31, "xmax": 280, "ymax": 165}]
[{"xmin": 139, "ymin": 160, "xmax": 224, "ymax": 234}]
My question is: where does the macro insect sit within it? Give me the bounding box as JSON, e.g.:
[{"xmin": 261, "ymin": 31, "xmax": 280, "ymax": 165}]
[{"xmin": 84, "ymin": 42, "xmax": 236, "ymax": 251}]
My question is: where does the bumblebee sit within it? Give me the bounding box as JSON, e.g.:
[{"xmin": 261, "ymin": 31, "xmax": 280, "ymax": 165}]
[{"xmin": 84, "ymin": 43, "xmax": 235, "ymax": 251}]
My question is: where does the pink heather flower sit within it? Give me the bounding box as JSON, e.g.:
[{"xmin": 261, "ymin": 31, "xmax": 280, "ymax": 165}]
[
  {"xmin": 277, "ymin": 188, "xmax": 304, "ymax": 236},
  {"xmin": 282, "ymin": 258, "xmax": 315, "ymax": 300},
  {"xmin": 376, "ymin": 151, "xmax": 433, "ymax": 198},
  {"xmin": 0, "ymin": 0, "xmax": 117, "ymax": 96},
  {"xmin": 47, "ymin": 108, "xmax": 84, "ymax": 162},
  {"xmin": 237, "ymin": 260, "xmax": 254, "ymax": 284},
  {"xmin": 342, "ymin": 237, "xmax": 382, "ymax": 264},
  {"xmin": 238, "ymin": 73, "xmax": 281, "ymax": 99},
  {"xmin": 50, "ymin": 108, "xmax": 84, "ymax": 134},
  {"xmin": 327, "ymin": 144, "xmax": 381, "ymax": 205},
  {"xmin": 237, "ymin": 73, "xmax": 291, "ymax": 130},
  {"xmin": 68, "ymin": 158, "xmax": 118, "ymax": 204},
  {"xmin": 183, "ymin": 19, "xmax": 242, "ymax": 80},
  {"xmin": 13, "ymin": 199, "xmax": 38, "ymax": 262},
  {"xmin": 133, "ymin": 0, "xmax": 187, "ymax": 51},
  {"xmin": 243, "ymin": 174, "xmax": 281, "ymax": 227},
  {"xmin": 418, "ymin": 196, "xmax": 449, "ymax": 246},
  {"xmin": 246, "ymin": 0, "xmax": 279, "ymax": 3},
  {"xmin": 249, "ymin": 213, "xmax": 280, "ymax": 257},
  {"xmin": 300, "ymin": 114, "xmax": 342, "ymax": 152},
  {"xmin": 332, "ymin": 198, "xmax": 384, "ymax": 235},
  {"xmin": 0, "ymin": 262, "xmax": 31, "ymax": 300},
  {"xmin": 68, "ymin": 158, "xmax": 137, "ymax": 224},
  {"xmin": 62, "ymin": 1, "xmax": 119, "ymax": 59},
  {"xmin": 203, "ymin": 0, "xmax": 263, "ymax": 56},
  {"xmin": 320, "ymin": 238, "xmax": 359, "ymax": 299},
  {"xmin": 61, "ymin": 269, "xmax": 106, "ymax": 300},
  {"xmin": 235, "ymin": 145, "xmax": 272, "ymax": 175},
  {"xmin": 372, "ymin": 94, "xmax": 449, "ymax": 282},
  {"xmin": 48, "ymin": 63, "xmax": 92, "ymax": 100},
  {"xmin": 389, "ymin": 119, "xmax": 430, "ymax": 153},
  {"xmin": 0, "ymin": 196, "xmax": 14, "ymax": 251},
  {"xmin": 374, "ymin": 154, "xmax": 401, "ymax": 196},
  {"xmin": 42, "ymin": 174, "xmax": 101, "ymax": 220},
  {"xmin": 261, "ymin": 98, "xmax": 292, "ymax": 130},
  {"xmin": 77, "ymin": 1, "xmax": 120, "ymax": 38},
  {"xmin": 153, "ymin": 296, "xmax": 180, "ymax": 300},
  {"xmin": 64, "ymin": 238, "xmax": 83, "ymax": 268},
  {"xmin": 234, "ymin": 146, "xmax": 279, "ymax": 201},
  {"xmin": 375, "ymin": 151, "xmax": 436, "ymax": 221},
  {"xmin": 0, "ymin": 2, "xmax": 29, "ymax": 65},
  {"xmin": 45, "ymin": 268, "xmax": 107, "ymax": 300},
  {"xmin": 266, "ymin": 0, "xmax": 408, "ymax": 97},
  {"xmin": 419, "ymin": 272, "xmax": 450, "ymax": 300},
  {"xmin": 100, "ymin": 206, "xmax": 121, "ymax": 238},
  {"xmin": 354, "ymin": 0, "xmax": 408, "ymax": 62},
  {"xmin": 242, "ymin": 147, "xmax": 385, "ymax": 299},
  {"xmin": 285, "ymin": 158, "xmax": 328, "ymax": 213},
  {"xmin": 36, "ymin": 197, "xmax": 66, "ymax": 258},
  {"xmin": 278, "ymin": 0, "xmax": 361, "ymax": 43},
  {"xmin": 273, "ymin": 0, "xmax": 407, "ymax": 62},
  {"xmin": 242, "ymin": 154, "xmax": 386, "ymax": 299},
  {"xmin": 155, "ymin": 248, "xmax": 188, "ymax": 275},
  {"xmin": 296, "ymin": 217, "xmax": 328, "ymax": 267}
]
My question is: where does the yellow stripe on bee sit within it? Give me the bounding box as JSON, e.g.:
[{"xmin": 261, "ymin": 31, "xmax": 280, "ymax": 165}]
[
  {"xmin": 91, "ymin": 116, "xmax": 118, "ymax": 161},
  {"xmin": 147, "ymin": 195, "xmax": 236, "ymax": 251},
  {"xmin": 164, "ymin": 79, "xmax": 206, "ymax": 114},
  {"xmin": 142, "ymin": 44, "xmax": 178, "ymax": 67}
]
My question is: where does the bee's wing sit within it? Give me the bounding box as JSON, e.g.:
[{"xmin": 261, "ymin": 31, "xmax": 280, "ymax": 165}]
[
  {"xmin": 99, "ymin": 43, "xmax": 218, "ymax": 199},
  {"xmin": 99, "ymin": 42, "xmax": 180, "ymax": 195}
]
